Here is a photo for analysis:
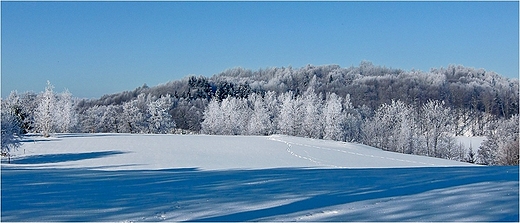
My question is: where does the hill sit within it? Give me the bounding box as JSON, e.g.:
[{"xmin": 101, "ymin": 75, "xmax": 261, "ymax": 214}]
[
  {"xmin": 85, "ymin": 62, "xmax": 519, "ymax": 119},
  {"xmin": 2, "ymin": 62, "xmax": 518, "ymax": 165},
  {"xmin": 70, "ymin": 62, "xmax": 518, "ymax": 136}
]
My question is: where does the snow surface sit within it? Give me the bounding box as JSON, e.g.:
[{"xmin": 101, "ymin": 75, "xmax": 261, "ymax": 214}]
[{"xmin": 1, "ymin": 133, "xmax": 518, "ymax": 221}]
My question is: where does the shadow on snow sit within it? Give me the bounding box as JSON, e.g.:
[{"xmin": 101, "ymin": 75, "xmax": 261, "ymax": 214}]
[
  {"xmin": 1, "ymin": 166, "xmax": 518, "ymax": 222},
  {"xmin": 7, "ymin": 151, "xmax": 126, "ymax": 164},
  {"xmin": 19, "ymin": 133, "xmax": 125, "ymax": 142},
  {"xmin": 53, "ymin": 133, "xmax": 126, "ymax": 138}
]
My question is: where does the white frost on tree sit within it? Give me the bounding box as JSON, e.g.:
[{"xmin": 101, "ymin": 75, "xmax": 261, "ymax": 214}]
[
  {"xmin": 201, "ymin": 98, "xmax": 224, "ymax": 135},
  {"xmin": 121, "ymin": 99, "xmax": 146, "ymax": 133},
  {"xmin": 55, "ymin": 89, "xmax": 77, "ymax": 133},
  {"xmin": 342, "ymin": 94, "xmax": 363, "ymax": 142},
  {"xmin": 201, "ymin": 96, "xmax": 251, "ymax": 135},
  {"xmin": 421, "ymin": 100, "xmax": 454, "ymax": 157},
  {"xmin": 147, "ymin": 95, "xmax": 175, "ymax": 134},
  {"xmin": 220, "ymin": 97, "xmax": 251, "ymax": 135},
  {"xmin": 363, "ymin": 100, "xmax": 420, "ymax": 155},
  {"xmin": 34, "ymin": 81, "xmax": 56, "ymax": 137},
  {"xmin": 101, "ymin": 105, "xmax": 120, "ymax": 133},
  {"xmin": 80, "ymin": 106, "xmax": 104, "ymax": 133},
  {"xmin": 278, "ymin": 92, "xmax": 301, "ymax": 136},
  {"xmin": 478, "ymin": 115, "xmax": 519, "ymax": 165},
  {"xmin": 263, "ymin": 91, "xmax": 280, "ymax": 135},
  {"xmin": 247, "ymin": 93, "xmax": 271, "ymax": 135},
  {"xmin": 1, "ymin": 99, "xmax": 23, "ymax": 155},
  {"xmin": 323, "ymin": 93, "xmax": 344, "ymax": 141},
  {"xmin": 301, "ymin": 83, "xmax": 323, "ymax": 138}
]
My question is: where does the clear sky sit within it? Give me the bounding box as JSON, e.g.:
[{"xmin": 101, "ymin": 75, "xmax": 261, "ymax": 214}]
[{"xmin": 2, "ymin": 1, "xmax": 518, "ymax": 99}]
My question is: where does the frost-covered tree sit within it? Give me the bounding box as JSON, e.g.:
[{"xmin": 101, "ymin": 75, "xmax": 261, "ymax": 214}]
[
  {"xmin": 2, "ymin": 92, "xmax": 28, "ymax": 134},
  {"xmin": 147, "ymin": 95, "xmax": 175, "ymax": 134},
  {"xmin": 15, "ymin": 92, "xmax": 38, "ymax": 133},
  {"xmin": 101, "ymin": 105, "xmax": 120, "ymax": 133},
  {"xmin": 363, "ymin": 100, "xmax": 413, "ymax": 152},
  {"xmin": 1, "ymin": 100, "xmax": 23, "ymax": 156},
  {"xmin": 323, "ymin": 93, "xmax": 344, "ymax": 141},
  {"xmin": 34, "ymin": 81, "xmax": 56, "ymax": 137},
  {"xmin": 120, "ymin": 98, "xmax": 147, "ymax": 133},
  {"xmin": 220, "ymin": 97, "xmax": 251, "ymax": 135},
  {"xmin": 495, "ymin": 115, "xmax": 519, "ymax": 165},
  {"xmin": 464, "ymin": 146, "xmax": 476, "ymax": 163},
  {"xmin": 247, "ymin": 93, "xmax": 271, "ymax": 135},
  {"xmin": 55, "ymin": 89, "xmax": 77, "ymax": 133},
  {"xmin": 278, "ymin": 92, "xmax": 303, "ymax": 136},
  {"xmin": 301, "ymin": 83, "xmax": 323, "ymax": 138},
  {"xmin": 478, "ymin": 115, "xmax": 519, "ymax": 165},
  {"xmin": 388, "ymin": 101, "xmax": 416, "ymax": 154},
  {"xmin": 80, "ymin": 105, "xmax": 105, "ymax": 133},
  {"xmin": 438, "ymin": 136, "xmax": 465, "ymax": 161},
  {"xmin": 502, "ymin": 138, "xmax": 519, "ymax": 166},
  {"xmin": 362, "ymin": 108, "xmax": 384, "ymax": 150},
  {"xmin": 201, "ymin": 98, "xmax": 224, "ymax": 135},
  {"xmin": 263, "ymin": 91, "xmax": 280, "ymax": 135},
  {"xmin": 342, "ymin": 94, "xmax": 363, "ymax": 142},
  {"xmin": 421, "ymin": 100, "xmax": 454, "ymax": 157},
  {"xmin": 477, "ymin": 126, "xmax": 500, "ymax": 165},
  {"xmin": 201, "ymin": 96, "xmax": 251, "ymax": 135}
]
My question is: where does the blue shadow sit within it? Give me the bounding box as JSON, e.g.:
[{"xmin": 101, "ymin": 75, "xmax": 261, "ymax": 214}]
[
  {"xmin": 1, "ymin": 166, "xmax": 518, "ymax": 222},
  {"xmin": 9, "ymin": 151, "xmax": 126, "ymax": 164}
]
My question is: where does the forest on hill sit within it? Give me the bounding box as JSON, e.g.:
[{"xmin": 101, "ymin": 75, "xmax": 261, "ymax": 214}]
[{"xmin": 2, "ymin": 62, "xmax": 518, "ymax": 165}]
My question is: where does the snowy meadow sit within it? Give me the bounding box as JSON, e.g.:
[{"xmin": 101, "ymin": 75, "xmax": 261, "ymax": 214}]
[{"xmin": 1, "ymin": 134, "xmax": 518, "ymax": 221}]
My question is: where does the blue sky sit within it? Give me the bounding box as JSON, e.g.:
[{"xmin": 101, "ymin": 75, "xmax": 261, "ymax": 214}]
[{"xmin": 2, "ymin": 1, "xmax": 518, "ymax": 99}]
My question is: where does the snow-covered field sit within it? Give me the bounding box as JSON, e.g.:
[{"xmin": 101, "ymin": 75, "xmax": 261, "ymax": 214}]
[{"xmin": 1, "ymin": 134, "xmax": 518, "ymax": 221}]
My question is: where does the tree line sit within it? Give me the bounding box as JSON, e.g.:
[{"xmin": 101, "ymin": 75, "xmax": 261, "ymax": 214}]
[
  {"xmin": 199, "ymin": 84, "xmax": 518, "ymax": 165},
  {"xmin": 2, "ymin": 62, "xmax": 518, "ymax": 165}
]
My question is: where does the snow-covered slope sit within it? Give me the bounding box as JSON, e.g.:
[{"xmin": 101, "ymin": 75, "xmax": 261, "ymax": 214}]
[
  {"xmin": 1, "ymin": 134, "xmax": 518, "ymax": 222},
  {"xmin": 5, "ymin": 133, "xmax": 473, "ymax": 170}
]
